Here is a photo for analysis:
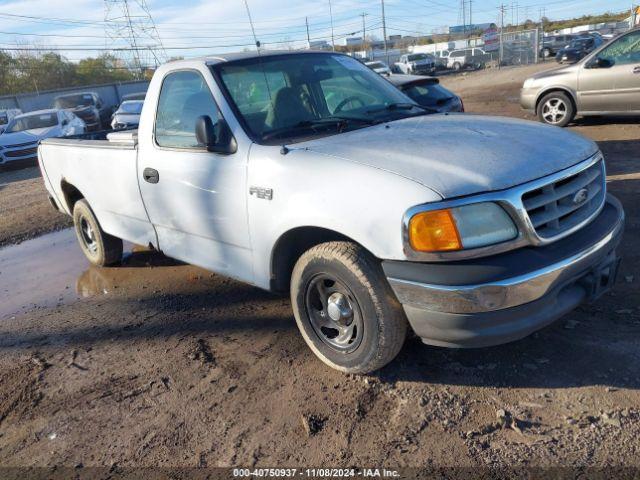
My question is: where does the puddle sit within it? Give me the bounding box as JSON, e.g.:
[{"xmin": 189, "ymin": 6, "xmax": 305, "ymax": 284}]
[
  {"xmin": 0, "ymin": 229, "xmax": 201, "ymax": 320},
  {"xmin": 0, "ymin": 229, "xmax": 88, "ymax": 319}
]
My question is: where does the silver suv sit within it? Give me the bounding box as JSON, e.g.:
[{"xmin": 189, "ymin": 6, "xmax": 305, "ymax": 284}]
[{"xmin": 521, "ymin": 28, "xmax": 640, "ymax": 127}]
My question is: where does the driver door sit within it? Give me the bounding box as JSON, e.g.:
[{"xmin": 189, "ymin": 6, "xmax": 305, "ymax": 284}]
[{"xmin": 137, "ymin": 69, "xmax": 252, "ymax": 282}]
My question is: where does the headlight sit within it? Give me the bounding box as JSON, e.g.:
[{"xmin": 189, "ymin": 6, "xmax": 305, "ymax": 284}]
[
  {"xmin": 408, "ymin": 202, "xmax": 518, "ymax": 252},
  {"xmin": 523, "ymin": 78, "xmax": 535, "ymax": 89}
]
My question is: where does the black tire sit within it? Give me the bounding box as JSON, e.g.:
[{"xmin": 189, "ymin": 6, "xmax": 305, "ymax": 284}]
[
  {"xmin": 542, "ymin": 48, "xmax": 551, "ymax": 58},
  {"xmin": 453, "ymin": 62, "xmax": 462, "ymax": 72},
  {"xmin": 72, "ymin": 199, "xmax": 123, "ymax": 266},
  {"xmin": 537, "ymin": 91, "xmax": 575, "ymax": 127},
  {"xmin": 290, "ymin": 241, "xmax": 407, "ymax": 374}
]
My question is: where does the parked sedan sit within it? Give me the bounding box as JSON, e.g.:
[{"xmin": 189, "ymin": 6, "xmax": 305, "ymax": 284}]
[
  {"xmin": 389, "ymin": 75, "xmax": 464, "ymax": 113},
  {"xmin": 111, "ymin": 100, "xmax": 144, "ymax": 130},
  {"xmin": 556, "ymin": 35, "xmax": 604, "ymax": 64},
  {"xmin": 521, "ymin": 27, "xmax": 640, "ymax": 126},
  {"xmin": 365, "ymin": 60, "xmax": 391, "ymax": 76},
  {"xmin": 0, "ymin": 109, "xmax": 85, "ymax": 168}
]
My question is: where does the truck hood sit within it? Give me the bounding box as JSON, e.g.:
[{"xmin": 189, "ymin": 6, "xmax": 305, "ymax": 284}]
[{"xmin": 300, "ymin": 114, "xmax": 598, "ymax": 199}]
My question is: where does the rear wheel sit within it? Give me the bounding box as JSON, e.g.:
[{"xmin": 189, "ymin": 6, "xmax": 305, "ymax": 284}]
[
  {"xmin": 453, "ymin": 62, "xmax": 462, "ymax": 72},
  {"xmin": 73, "ymin": 199, "xmax": 123, "ymax": 266},
  {"xmin": 537, "ymin": 91, "xmax": 575, "ymax": 127},
  {"xmin": 290, "ymin": 241, "xmax": 407, "ymax": 374},
  {"xmin": 542, "ymin": 48, "xmax": 551, "ymax": 58}
]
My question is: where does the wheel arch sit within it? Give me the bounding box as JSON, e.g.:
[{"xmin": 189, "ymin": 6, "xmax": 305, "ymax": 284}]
[
  {"xmin": 269, "ymin": 226, "xmax": 376, "ymax": 293},
  {"xmin": 59, "ymin": 179, "xmax": 86, "ymax": 214},
  {"xmin": 535, "ymin": 87, "xmax": 578, "ymax": 116}
]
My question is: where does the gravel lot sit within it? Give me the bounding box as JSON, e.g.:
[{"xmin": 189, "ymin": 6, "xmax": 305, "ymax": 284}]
[{"xmin": 0, "ymin": 63, "xmax": 638, "ymax": 471}]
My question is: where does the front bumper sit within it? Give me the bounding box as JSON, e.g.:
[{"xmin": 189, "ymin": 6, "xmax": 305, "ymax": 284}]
[
  {"xmin": 384, "ymin": 195, "xmax": 624, "ymax": 348},
  {"xmin": 520, "ymin": 87, "xmax": 537, "ymax": 111},
  {"xmin": 0, "ymin": 142, "xmax": 39, "ymax": 167}
]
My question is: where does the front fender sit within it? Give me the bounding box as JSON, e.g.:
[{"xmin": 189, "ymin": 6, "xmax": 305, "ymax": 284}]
[{"xmin": 247, "ymin": 145, "xmax": 441, "ymax": 290}]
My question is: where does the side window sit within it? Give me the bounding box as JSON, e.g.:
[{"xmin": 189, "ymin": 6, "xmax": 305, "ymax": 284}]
[
  {"xmin": 155, "ymin": 70, "xmax": 222, "ymax": 149},
  {"xmin": 598, "ymin": 31, "xmax": 640, "ymax": 66}
]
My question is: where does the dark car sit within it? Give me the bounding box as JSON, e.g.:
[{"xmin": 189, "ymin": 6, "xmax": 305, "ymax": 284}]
[
  {"xmin": 53, "ymin": 92, "xmax": 112, "ymax": 131},
  {"xmin": 556, "ymin": 35, "xmax": 604, "ymax": 64},
  {"xmin": 540, "ymin": 34, "xmax": 575, "ymax": 58},
  {"xmin": 388, "ymin": 74, "xmax": 464, "ymax": 113}
]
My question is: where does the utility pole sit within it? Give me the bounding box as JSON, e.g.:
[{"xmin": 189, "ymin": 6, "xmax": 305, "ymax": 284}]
[
  {"xmin": 462, "ymin": 0, "xmax": 466, "ymax": 32},
  {"xmin": 469, "ymin": 0, "xmax": 473, "ymax": 27},
  {"xmin": 499, "ymin": 4, "xmax": 506, "ymax": 69},
  {"xmin": 381, "ymin": 0, "xmax": 389, "ymax": 64},
  {"xmin": 305, "ymin": 17, "xmax": 311, "ymax": 47},
  {"xmin": 361, "ymin": 12, "xmax": 368, "ymax": 50},
  {"xmin": 328, "ymin": 0, "xmax": 335, "ymax": 51}
]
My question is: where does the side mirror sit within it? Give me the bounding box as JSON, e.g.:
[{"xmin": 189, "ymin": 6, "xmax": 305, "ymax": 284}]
[
  {"xmin": 61, "ymin": 119, "xmax": 69, "ymax": 126},
  {"xmin": 195, "ymin": 115, "xmax": 236, "ymax": 154},
  {"xmin": 588, "ymin": 57, "xmax": 613, "ymax": 69}
]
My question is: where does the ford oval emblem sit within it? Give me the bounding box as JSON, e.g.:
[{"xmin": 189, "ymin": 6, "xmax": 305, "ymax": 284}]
[{"xmin": 573, "ymin": 188, "xmax": 589, "ymax": 205}]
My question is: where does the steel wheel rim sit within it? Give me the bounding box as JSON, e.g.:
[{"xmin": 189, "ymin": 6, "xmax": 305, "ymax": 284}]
[
  {"xmin": 304, "ymin": 274, "xmax": 364, "ymax": 353},
  {"xmin": 79, "ymin": 216, "xmax": 98, "ymax": 253},
  {"xmin": 542, "ymin": 98, "xmax": 567, "ymax": 124}
]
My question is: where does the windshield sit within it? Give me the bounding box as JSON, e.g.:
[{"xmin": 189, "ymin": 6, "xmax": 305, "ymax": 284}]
[
  {"xmin": 407, "ymin": 54, "xmax": 429, "ymax": 61},
  {"xmin": 117, "ymin": 101, "xmax": 143, "ymax": 114},
  {"xmin": 569, "ymin": 39, "xmax": 592, "ymax": 49},
  {"xmin": 6, "ymin": 113, "xmax": 58, "ymax": 132},
  {"xmin": 54, "ymin": 94, "xmax": 94, "ymax": 109},
  {"xmin": 367, "ymin": 62, "xmax": 385, "ymax": 69},
  {"xmin": 214, "ymin": 53, "xmax": 419, "ymax": 144}
]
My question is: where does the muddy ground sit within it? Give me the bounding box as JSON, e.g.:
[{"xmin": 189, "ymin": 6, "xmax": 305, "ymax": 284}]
[{"xmin": 0, "ymin": 63, "xmax": 639, "ymax": 472}]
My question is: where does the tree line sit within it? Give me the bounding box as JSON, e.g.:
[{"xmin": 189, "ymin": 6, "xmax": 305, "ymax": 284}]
[{"xmin": 0, "ymin": 51, "xmax": 146, "ymax": 97}]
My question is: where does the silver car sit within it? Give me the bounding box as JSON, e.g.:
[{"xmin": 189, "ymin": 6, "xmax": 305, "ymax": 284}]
[{"xmin": 521, "ymin": 27, "xmax": 640, "ymax": 127}]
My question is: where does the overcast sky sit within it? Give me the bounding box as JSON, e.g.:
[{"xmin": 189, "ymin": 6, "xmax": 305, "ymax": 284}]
[{"xmin": 0, "ymin": 0, "xmax": 634, "ymax": 62}]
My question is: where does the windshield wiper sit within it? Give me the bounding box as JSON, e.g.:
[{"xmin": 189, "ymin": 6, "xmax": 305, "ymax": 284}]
[
  {"xmin": 366, "ymin": 102, "xmax": 439, "ymax": 115},
  {"xmin": 262, "ymin": 116, "xmax": 378, "ymax": 141}
]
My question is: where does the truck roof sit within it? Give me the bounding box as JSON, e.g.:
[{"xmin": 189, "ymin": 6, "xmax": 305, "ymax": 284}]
[{"xmin": 170, "ymin": 49, "xmax": 334, "ymax": 67}]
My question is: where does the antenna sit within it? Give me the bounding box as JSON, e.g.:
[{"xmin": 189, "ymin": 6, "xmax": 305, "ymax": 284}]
[
  {"xmin": 104, "ymin": 0, "xmax": 167, "ymax": 77},
  {"xmin": 243, "ymin": 0, "xmax": 261, "ymax": 50}
]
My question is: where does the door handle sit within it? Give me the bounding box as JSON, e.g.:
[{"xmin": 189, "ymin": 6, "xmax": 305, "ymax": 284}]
[
  {"xmin": 143, "ymin": 167, "xmax": 159, "ymax": 184},
  {"xmin": 634, "ymin": 66, "xmax": 640, "ymax": 74}
]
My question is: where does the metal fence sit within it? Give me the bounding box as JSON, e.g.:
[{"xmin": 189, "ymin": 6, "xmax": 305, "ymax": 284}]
[
  {"xmin": 498, "ymin": 29, "xmax": 541, "ymax": 66},
  {"xmin": 0, "ymin": 80, "xmax": 149, "ymax": 114}
]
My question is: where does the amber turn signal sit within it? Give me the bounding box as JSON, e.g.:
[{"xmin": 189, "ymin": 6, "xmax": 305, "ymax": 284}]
[{"xmin": 408, "ymin": 209, "xmax": 462, "ymax": 252}]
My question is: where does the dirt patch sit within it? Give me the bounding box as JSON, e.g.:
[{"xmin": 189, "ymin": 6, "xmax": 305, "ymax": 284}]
[
  {"xmin": 0, "ymin": 64, "xmax": 638, "ymax": 469},
  {"xmin": 0, "ymin": 167, "xmax": 72, "ymax": 247}
]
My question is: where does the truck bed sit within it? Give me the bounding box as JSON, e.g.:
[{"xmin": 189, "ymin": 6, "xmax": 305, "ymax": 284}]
[
  {"xmin": 38, "ymin": 127, "xmax": 153, "ymax": 246},
  {"xmin": 41, "ymin": 128, "xmax": 138, "ymax": 150}
]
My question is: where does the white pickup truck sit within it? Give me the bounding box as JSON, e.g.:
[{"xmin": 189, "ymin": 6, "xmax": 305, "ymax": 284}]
[{"xmin": 39, "ymin": 51, "xmax": 624, "ymax": 374}]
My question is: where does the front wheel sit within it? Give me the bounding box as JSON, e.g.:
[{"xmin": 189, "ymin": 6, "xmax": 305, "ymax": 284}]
[
  {"xmin": 73, "ymin": 199, "xmax": 123, "ymax": 266},
  {"xmin": 290, "ymin": 242, "xmax": 407, "ymax": 374},
  {"xmin": 453, "ymin": 62, "xmax": 462, "ymax": 72},
  {"xmin": 537, "ymin": 91, "xmax": 575, "ymax": 127}
]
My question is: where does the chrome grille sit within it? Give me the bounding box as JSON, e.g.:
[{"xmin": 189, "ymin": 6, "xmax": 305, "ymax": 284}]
[
  {"xmin": 6, "ymin": 141, "xmax": 38, "ymax": 149},
  {"xmin": 4, "ymin": 146, "xmax": 38, "ymax": 158},
  {"xmin": 522, "ymin": 158, "xmax": 605, "ymax": 239}
]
